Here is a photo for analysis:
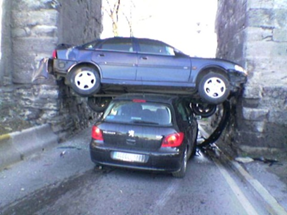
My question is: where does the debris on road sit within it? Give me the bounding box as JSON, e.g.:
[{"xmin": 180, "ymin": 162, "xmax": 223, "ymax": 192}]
[
  {"xmin": 60, "ymin": 151, "xmax": 66, "ymax": 157},
  {"xmin": 253, "ymin": 157, "xmax": 279, "ymax": 166},
  {"xmin": 235, "ymin": 157, "xmax": 254, "ymax": 164}
]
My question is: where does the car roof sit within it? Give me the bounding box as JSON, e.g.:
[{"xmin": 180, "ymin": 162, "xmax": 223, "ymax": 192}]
[
  {"xmin": 99, "ymin": 37, "xmax": 171, "ymax": 46},
  {"xmin": 112, "ymin": 93, "xmax": 180, "ymax": 104}
]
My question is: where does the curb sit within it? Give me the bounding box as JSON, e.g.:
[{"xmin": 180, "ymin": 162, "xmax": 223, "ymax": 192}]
[
  {"xmin": 228, "ymin": 159, "xmax": 287, "ymax": 215},
  {"xmin": 0, "ymin": 124, "xmax": 58, "ymax": 170},
  {"xmin": 198, "ymin": 124, "xmax": 287, "ymax": 215}
]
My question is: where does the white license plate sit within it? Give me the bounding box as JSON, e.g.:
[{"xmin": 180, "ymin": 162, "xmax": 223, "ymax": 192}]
[{"xmin": 111, "ymin": 152, "xmax": 145, "ymax": 163}]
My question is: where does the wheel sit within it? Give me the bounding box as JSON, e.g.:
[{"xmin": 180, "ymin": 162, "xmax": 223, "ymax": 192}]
[
  {"xmin": 67, "ymin": 66, "xmax": 100, "ymax": 96},
  {"xmin": 87, "ymin": 97, "xmax": 112, "ymax": 112},
  {"xmin": 198, "ymin": 72, "xmax": 230, "ymax": 104},
  {"xmin": 192, "ymin": 103, "xmax": 217, "ymax": 118},
  {"xmin": 172, "ymin": 146, "xmax": 188, "ymax": 178}
]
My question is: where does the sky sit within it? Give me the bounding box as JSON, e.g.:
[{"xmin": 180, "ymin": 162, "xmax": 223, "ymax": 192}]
[{"xmin": 101, "ymin": 0, "xmax": 218, "ymax": 57}]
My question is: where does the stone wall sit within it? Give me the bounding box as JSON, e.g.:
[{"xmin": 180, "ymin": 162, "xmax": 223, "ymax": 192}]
[
  {"xmin": 0, "ymin": 0, "xmax": 12, "ymax": 86},
  {"xmin": 216, "ymin": 0, "xmax": 287, "ymax": 154},
  {"xmin": 0, "ymin": 0, "xmax": 102, "ymax": 139}
]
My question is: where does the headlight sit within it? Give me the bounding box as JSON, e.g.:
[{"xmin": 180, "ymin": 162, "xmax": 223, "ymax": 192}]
[{"xmin": 234, "ymin": 65, "xmax": 248, "ymax": 75}]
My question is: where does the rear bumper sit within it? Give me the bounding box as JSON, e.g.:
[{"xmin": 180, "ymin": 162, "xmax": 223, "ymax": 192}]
[
  {"xmin": 52, "ymin": 59, "xmax": 77, "ymax": 75},
  {"xmin": 90, "ymin": 142, "xmax": 183, "ymax": 173}
]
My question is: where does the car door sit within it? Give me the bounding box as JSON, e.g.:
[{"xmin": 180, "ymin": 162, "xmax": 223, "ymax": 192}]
[
  {"xmin": 136, "ymin": 39, "xmax": 191, "ymax": 85},
  {"xmin": 175, "ymin": 100, "xmax": 197, "ymax": 156},
  {"xmin": 91, "ymin": 38, "xmax": 137, "ymax": 81}
]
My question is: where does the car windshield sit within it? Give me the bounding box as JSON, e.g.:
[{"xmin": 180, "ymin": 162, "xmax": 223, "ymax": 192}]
[{"xmin": 103, "ymin": 101, "xmax": 172, "ymax": 126}]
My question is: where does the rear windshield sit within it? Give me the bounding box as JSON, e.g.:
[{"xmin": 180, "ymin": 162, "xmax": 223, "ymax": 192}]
[{"xmin": 103, "ymin": 101, "xmax": 172, "ymax": 125}]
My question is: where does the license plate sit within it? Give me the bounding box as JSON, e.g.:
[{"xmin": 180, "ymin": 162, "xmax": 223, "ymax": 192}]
[{"xmin": 111, "ymin": 152, "xmax": 145, "ymax": 163}]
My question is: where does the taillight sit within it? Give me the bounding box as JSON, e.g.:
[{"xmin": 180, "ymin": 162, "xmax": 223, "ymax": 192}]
[
  {"xmin": 52, "ymin": 50, "xmax": 57, "ymax": 59},
  {"xmin": 132, "ymin": 99, "xmax": 146, "ymax": 103},
  {"xmin": 91, "ymin": 126, "xmax": 103, "ymax": 141},
  {"xmin": 161, "ymin": 132, "xmax": 184, "ymax": 147}
]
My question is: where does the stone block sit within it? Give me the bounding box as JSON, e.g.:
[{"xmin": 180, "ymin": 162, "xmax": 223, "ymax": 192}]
[
  {"xmin": 245, "ymin": 41, "xmax": 274, "ymax": 58},
  {"xmin": 12, "ymin": 0, "xmax": 55, "ymax": 10},
  {"xmin": 12, "ymin": 28, "xmax": 31, "ymax": 38},
  {"xmin": 31, "ymin": 25, "xmax": 57, "ymax": 37},
  {"xmin": 274, "ymin": 9, "xmax": 287, "ymax": 28},
  {"xmin": 247, "ymin": 0, "xmax": 274, "ymax": 9},
  {"xmin": 245, "ymin": 27, "xmax": 273, "ymax": 41},
  {"xmin": 13, "ymin": 37, "xmax": 57, "ymax": 54},
  {"xmin": 268, "ymin": 111, "xmax": 287, "ymax": 124},
  {"xmin": 247, "ymin": 8, "xmax": 274, "ymax": 28},
  {"xmin": 262, "ymin": 86, "xmax": 287, "ymax": 99},
  {"xmin": 243, "ymin": 85, "xmax": 262, "ymax": 99},
  {"xmin": 246, "ymin": 57, "xmax": 287, "ymax": 85},
  {"xmin": 12, "ymin": 37, "xmax": 57, "ymax": 84},
  {"xmin": 242, "ymin": 107, "xmax": 269, "ymax": 121},
  {"xmin": 12, "ymin": 9, "xmax": 58, "ymax": 28},
  {"xmin": 273, "ymin": 28, "xmax": 287, "ymax": 42},
  {"xmin": 38, "ymin": 85, "xmax": 59, "ymax": 99},
  {"xmin": 242, "ymin": 98, "xmax": 260, "ymax": 108},
  {"xmin": 274, "ymin": 0, "xmax": 287, "ymax": 9},
  {"xmin": 235, "ymin": 131, "xmax": 266, "ymax": 147}
]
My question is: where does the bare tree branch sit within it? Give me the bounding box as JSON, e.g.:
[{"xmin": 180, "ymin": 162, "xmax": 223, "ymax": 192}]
[{"xmin": 102, "ymin": 0, "xmax": 153, "ymax": 37}]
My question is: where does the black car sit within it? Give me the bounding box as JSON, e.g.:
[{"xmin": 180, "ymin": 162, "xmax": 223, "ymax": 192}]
[
  {"xmin": 40, "ymin": 37, "xmax": 247, "ymax": 107},
  {"xmin": 89, "ymin": 94, "xmax": 198, "ymax": 178}
]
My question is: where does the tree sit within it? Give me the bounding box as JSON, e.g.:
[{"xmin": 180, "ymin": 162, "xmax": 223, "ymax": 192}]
[
  {"xmin": 103, "ymin": 0, "xmax": 121, "ymax": 36},
  {"xmin": 102, "ymin": 0, "xmax": 152, "ymax": 37}
]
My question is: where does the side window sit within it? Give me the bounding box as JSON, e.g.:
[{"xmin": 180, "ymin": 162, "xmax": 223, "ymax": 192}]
[
  {"xmin": 82, "ymin": 41, "xmax": 101, "ymax": 49},
  {"xmin": 99, "ymin": 39, "xmax": 133, "ymax": 52},
  {"xmin": 138, "ymin": 40, "xmax": 175, "ymax": 56},
  {"xmin": 176, "ymin": 102, "xmax": 188, "ymax": 122}
]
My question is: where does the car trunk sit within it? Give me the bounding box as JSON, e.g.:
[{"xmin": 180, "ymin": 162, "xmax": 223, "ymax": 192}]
[{"xmin": 99, "ymin": 122, "xmax": 175, "ymax": 151}]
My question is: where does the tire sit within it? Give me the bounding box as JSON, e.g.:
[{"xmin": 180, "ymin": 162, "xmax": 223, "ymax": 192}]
[
  {"xmin": 192, "ymin": 103, "xmax": 217, "ymax": 118},
  {"xmin": 172, "ymin": 146, "xmax": 188, "ymax": 178},
  {"xmin": 198, "ymin": 72, "xmax": 230, "ymax": 104},
  {"xmin": 67, "ymin": 66, "xmax": 100, "ymax": 96},
  {"xmin": 87, "ymin": 97, "xmax": 112, "ymax": 112}
]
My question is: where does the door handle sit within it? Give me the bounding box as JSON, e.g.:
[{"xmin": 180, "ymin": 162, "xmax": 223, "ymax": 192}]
[
  {"xmin": 98, "ymin": 54, "xmax": 105, "ymax": 57},
  {"xmin": 141, "ymin": 56, "xmax": 148, "ymax": 60}
]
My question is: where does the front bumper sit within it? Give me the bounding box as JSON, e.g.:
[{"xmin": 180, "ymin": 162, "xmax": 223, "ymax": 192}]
[
  {"xmin": 90, "ymin": 142, "xmax": 183, "ymax": 173},
  {"xmin": 228, "ymin": 69, "xmax": 248, "ymax": 91}
]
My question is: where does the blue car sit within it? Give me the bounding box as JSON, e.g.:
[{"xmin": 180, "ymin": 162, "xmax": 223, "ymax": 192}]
[{"xmin": 41, "ymin": 37, "xmax": 247, "ymax": 110}]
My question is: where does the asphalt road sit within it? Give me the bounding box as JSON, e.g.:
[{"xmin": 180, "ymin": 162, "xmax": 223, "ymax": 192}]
[{"xmin": 0, "ymin": 127, "xmax": 271, "ymax": 215}]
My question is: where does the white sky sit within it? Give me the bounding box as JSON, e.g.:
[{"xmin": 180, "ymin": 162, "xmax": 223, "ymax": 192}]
[{"xmin": 101, "ymin": 0, "xmax": 218, "ymax": 57}]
